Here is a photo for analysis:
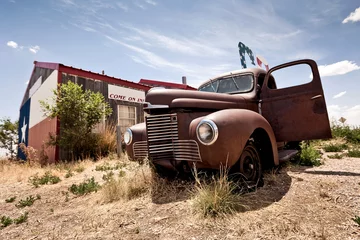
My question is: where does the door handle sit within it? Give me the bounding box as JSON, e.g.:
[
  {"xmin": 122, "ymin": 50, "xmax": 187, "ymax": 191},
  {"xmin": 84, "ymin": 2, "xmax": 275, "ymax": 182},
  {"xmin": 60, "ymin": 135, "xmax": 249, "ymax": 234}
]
[{"xmin": 311, "ymin": 95, "xmax": 322, "ymax": 100}]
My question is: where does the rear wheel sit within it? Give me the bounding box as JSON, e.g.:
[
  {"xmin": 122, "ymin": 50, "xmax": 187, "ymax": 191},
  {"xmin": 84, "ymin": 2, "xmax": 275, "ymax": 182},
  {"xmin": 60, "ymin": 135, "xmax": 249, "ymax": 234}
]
[{"xmin": 238, "ymin": 140, "xmax": 263, "ymax": 188}]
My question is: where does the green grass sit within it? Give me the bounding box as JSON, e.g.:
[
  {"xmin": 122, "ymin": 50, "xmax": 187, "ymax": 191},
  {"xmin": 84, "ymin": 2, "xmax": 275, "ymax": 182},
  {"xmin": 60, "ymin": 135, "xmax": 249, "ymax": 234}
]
[
  {"xmin": 328, "ymin": 153, "xmax": 344, "ymax": 159},
  {"xmin": 5, "ymin": 196, "xmax": 16, "ymax": 203},
  {"xmin": 347, "ymin": 149, "xmax": 360, "ymax": 158},
  {"xmin": 29, "ymin": 171, "xmax": 61, "ymax": 187},
  {"xmin": 69, "ymin": 177, "xmax": 101, "ymax": 195},
  {"xmin": 323, "ymin": 143, "xmax": 348, "ymax": 152},
  {"xmin": 0, "ymin": 216, "xmax": 13, "ymax": 228},
  {"xmin": 15, "ymin": 195, "xmax": 40, "ymax": 208},
  {"xmin": 298, "ymin": 142, "xmax": 322, "ymax": 166}
]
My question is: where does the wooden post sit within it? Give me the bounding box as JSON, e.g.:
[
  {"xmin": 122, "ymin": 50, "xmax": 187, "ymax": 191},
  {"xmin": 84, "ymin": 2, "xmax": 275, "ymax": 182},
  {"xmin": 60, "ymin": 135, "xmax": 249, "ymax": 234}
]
[{"xmin": 116, "ymin": 126, "xmax": 122, "ymax": 157}]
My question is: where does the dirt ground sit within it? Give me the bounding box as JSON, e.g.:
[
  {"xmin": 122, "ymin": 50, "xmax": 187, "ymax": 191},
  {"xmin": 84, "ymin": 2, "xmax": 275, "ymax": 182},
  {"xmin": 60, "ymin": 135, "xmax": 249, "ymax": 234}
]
[{"xmin": 0, "ymin": 153, "xmax": 359, "ymax": 240}]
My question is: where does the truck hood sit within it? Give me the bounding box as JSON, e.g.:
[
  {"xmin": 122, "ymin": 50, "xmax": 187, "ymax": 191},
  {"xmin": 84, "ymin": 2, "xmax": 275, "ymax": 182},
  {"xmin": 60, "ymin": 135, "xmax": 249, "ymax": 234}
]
[{"xmin": 145, "ymin": 88, "xmax": 249, "ymax": 110}]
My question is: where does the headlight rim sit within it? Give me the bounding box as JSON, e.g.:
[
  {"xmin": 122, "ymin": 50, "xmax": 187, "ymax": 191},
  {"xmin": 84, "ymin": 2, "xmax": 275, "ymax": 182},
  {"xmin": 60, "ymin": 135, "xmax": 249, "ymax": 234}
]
[
  {"xmin": 196, "ymin": 119, "xmax": 219, "ymax": 145},
  {"xmin": 124, "ymin": 128, "xmax": 133, "ymax": 145}
]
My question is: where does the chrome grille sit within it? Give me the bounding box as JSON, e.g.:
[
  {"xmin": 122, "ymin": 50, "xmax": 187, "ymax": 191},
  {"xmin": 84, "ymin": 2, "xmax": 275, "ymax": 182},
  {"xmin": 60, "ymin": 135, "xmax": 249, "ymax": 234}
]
[
  {"xmin": 146, "ymin": 113, "xmax": 201, "ymax": 162},
  {"xmin": 133, "ymin": 141, "xmax": 148, "ymax": 159}
]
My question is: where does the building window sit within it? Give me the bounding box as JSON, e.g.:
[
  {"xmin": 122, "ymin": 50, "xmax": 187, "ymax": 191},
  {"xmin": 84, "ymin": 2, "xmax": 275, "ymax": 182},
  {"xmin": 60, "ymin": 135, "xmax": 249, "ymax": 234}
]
[{"xmin": 118, "ymin": 105, "xmax": 137, "ymax": 134}]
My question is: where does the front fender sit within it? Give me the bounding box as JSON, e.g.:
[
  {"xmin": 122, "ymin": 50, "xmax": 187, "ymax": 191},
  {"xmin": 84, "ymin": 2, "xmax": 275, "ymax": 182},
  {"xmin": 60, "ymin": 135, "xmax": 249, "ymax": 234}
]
[
  {"xmin": 189, "ymin": 109, "xmax": 278, "ymax": 169},
  {"xmin": 125, "ymin": 122, "xmax": 147, "ymax": 161}
]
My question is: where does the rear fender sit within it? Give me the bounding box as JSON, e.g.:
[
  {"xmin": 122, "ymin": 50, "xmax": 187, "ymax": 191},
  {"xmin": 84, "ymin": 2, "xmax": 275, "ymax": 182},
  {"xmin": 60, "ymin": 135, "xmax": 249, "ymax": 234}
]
[{"xmin": 189, "ymin": 109, "xmax": 279, "ymax": 169}]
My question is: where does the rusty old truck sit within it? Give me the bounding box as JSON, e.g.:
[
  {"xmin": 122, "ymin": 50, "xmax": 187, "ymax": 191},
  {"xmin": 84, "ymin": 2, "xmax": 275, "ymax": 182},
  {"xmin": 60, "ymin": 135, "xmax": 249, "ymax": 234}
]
[{"xmin": 124, "ymin": 59, "xmax": 332, "ymax": 186}]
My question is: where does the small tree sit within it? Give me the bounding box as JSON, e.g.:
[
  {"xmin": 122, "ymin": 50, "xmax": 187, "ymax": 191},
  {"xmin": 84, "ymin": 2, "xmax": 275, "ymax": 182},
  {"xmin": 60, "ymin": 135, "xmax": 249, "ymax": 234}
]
[
  {"xmin": 40, "ymin": 81, "xmax": 112, "ymax": 160},
  {"xmin": 0, "ymin": 117, "xmax": 18, "ymax": 159}
]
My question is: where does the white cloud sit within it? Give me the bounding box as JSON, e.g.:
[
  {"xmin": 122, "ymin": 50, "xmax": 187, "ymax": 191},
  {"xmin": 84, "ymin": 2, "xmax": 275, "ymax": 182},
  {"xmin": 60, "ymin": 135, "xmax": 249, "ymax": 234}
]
[
  {"xmin": 7, "ymin": 41, "xmax": 18, "ymax": 48},
  {"xmin": 317, "ymin": 60, "xmax": 360, "ymax": 77},
  {"xmin": 328, "ymin": 105, "xmax": 360, "ymax": 126},
  {"xmin": 145, "ymin": 0, "xmax": 157, "ymax": 6},
  {"xmin": 29, "ymin": 46, "xmax": 40, "ymax": 54},
  {"xmin": 333, "ymin": 91, "xmax": 346, "ymax": 99},
  {"xmin": 116, "ymin": 2, "xmax": 128, "ymax": 12},
  {"xmin": 342, "ymin": 7, "xmax": 360, "ymax": 23},
  {"xmin": 120, "ymin": 25, "xmax": 228, "ymax": 57}
]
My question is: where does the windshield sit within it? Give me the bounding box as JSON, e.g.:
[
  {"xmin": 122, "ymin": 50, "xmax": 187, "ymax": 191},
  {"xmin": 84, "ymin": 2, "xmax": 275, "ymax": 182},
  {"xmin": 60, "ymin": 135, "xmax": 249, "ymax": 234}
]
[{"xmin": 198, "ymin": 74, "xmax": 254, "ymax": 94}]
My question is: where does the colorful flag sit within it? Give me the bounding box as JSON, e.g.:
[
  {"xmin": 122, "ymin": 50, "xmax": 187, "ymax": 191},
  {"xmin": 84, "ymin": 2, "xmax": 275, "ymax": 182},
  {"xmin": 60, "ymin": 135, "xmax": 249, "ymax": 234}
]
[{"xmin": 238, "ymin": 42, "xmax": 256, "ymax": 69}]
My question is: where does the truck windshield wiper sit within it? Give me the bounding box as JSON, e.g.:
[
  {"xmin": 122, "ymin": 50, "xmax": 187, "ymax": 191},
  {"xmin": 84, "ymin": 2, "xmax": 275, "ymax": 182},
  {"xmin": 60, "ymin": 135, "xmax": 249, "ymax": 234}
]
[
  {"xmin": 230, "ymin": 72, "xmax": 240, "ymax": 90},
  {"xmin": 209, "ymin": 78, "xmax": 217, "ymax": 92}
]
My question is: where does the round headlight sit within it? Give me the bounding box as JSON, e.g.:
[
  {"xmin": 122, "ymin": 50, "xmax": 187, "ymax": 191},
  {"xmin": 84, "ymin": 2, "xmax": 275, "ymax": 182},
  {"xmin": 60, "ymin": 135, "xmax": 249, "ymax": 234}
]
[
  {"xmin": 196, "ymin": 119, "xmax": 218, "ymax": 145},
  {"xmin": 124, "ymin": 128, "xmax": 133, "ymax": 145}
]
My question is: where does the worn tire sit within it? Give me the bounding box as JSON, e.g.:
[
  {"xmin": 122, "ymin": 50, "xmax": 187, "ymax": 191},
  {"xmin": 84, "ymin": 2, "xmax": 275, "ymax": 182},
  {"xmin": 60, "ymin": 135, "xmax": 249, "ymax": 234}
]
[{"xmin": 237, "ymin": 140, "xmax": 263, "ymax": 188}]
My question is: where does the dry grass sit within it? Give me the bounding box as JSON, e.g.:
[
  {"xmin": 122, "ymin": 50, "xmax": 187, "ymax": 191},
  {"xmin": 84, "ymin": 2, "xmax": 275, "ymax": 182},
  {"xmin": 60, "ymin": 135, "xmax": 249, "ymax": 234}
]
[
  {"xmin": 191, "ymin": 166, "xmax": 249, "ymax": 218},
  {"xmin": 101, "ymin": 163, "xmax": 152, "ymax": 202}
]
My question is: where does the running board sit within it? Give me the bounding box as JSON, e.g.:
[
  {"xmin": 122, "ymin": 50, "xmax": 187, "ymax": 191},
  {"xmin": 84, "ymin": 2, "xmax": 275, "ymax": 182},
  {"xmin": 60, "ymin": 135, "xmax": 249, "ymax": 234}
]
[{"xmin": 278, "ymin": 149, "xmax": 299, "ymax": 163}]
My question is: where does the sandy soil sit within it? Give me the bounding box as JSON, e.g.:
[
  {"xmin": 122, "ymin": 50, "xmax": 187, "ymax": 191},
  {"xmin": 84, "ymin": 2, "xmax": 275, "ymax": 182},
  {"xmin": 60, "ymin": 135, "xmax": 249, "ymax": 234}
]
[{"xmin": 0, "ymin": 154, "xmax": 359, "ymax": 240}]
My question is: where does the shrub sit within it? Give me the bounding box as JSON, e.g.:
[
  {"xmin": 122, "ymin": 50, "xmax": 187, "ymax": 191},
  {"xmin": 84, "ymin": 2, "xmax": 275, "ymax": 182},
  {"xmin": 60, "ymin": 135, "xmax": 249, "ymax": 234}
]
[
  {"xmin": 69, "ymin": 177, "xmax": 101, "ymax": 195},
  {"xmin": 323, "ymin": 143, "xmax": 348, "ymax": 152},
  {"xmin": 331, "ymin": 123, "xmax": 360, "ymax": 144},
  {"xmin": 347, "ymin": 149, "xmax": 360, "ymax": 158},
  {"xmin": 74, "ymin": 166, "xmax": 85, "ymax": 173},
  {"xmin": 96, "ymin": 162, "xmax": 126, "ymax": 172},
  {"xmin": 0, "ymin": 216, "xmax": 13, "ymax": 228},
  {"xmin": 65, "ymin": 170, "xmax": 73, "ymax": 178},
  {"xmin": 328, "ymin": 153, "xmax": 343, "ymax": 159},
  {"xmin": 14, "ymin": 212, "xmax": 28, "ymax": 224},
  {"xmin": 29, "ymin": 171, "xmax": 61, "ymax": 187},
  {"xmin": 97, "ymin": 123, "xmax": 117, "ymax": 157},
  {"xmin": 5, "ymin": 196, "xmax": 16, "ymax": 203},
  {"xmin": 0, "ymin": 117, "xmax": 18, "ymax": 160},
  {"xmin": 16, "ymin": 195, "xmax": 38, "ymax": 208},
  {"xmin": 40, "ymin": 81, "xmax": 112, "ymax": 160},
  {"xmin": 191, "ymin": 167, "xmax": 248, "ymax": 218},
  {"xmin": 298, "ymin": 142, "xmax": 322, "ymax": 166},
  {"xmin": 102, "ymin": 171, "xmax": 114, "ymax": 181}
]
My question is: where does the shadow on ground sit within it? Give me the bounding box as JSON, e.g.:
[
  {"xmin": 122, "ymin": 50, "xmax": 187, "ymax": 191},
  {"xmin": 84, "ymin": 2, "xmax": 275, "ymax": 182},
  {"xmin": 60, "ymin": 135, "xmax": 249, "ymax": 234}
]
[{"xmin": 150, "ymin": 163, "xmax": 293, "ymax": 213}]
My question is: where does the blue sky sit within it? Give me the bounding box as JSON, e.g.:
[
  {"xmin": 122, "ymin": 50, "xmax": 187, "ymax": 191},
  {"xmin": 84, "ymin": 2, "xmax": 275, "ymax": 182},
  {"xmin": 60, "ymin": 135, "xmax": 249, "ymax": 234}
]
[{"xmin": 0, "ymin": 0, "xmax": 359, "ymax": 125}]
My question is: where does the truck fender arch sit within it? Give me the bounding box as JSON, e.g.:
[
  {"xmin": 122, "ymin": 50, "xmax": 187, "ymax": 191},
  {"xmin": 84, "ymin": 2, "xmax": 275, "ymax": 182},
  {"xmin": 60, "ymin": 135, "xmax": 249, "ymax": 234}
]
[{"xmin": 189, "ymin": 109, "xmax": 279, "ymax": 169}]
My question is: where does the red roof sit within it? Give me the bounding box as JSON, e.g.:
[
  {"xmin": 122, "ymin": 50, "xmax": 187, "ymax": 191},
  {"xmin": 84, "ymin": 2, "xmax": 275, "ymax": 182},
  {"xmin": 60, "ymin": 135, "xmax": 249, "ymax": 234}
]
[
  {"xmin": 34, "ymin": 61, "xmax": 151, "ymax": 91},
  {"xmin": 139, "ymin": 79, "xmax": 197, "ymax": 90}
]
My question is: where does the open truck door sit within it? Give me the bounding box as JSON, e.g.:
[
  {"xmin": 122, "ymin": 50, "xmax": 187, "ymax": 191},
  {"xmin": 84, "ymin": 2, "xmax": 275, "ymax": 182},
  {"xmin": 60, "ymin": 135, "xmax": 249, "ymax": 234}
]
[{"xmin": 261, "ymin": 59, "xmax": 332, "ymax": 142}]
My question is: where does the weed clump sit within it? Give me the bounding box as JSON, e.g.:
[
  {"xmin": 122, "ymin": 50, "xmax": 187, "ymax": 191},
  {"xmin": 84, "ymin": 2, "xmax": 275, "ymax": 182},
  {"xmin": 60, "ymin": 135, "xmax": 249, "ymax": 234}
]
[
  {"xmin": 1, "ymin": 216, "xmax": 13, "ymax": 228},
  {"xmin": 5, "ymin": 196, "xmax": 16, "ymax": 203},
  {"xmin": 15, "ymin": 195, "xmax": 40, "ymax": 208},
  {"xmin": 347, "ymin": 149, "xmax": 360, "ymax": 158},
  {"xmin": 323, "ymin": 143, "xmax": 348, "ymax": 152},
  {"xmin": 14, "ymin": 212, "xmax": 28, "ymax": 224},
  {"xmin": 95, "ymin": 162, "xmax": 126, "ymax": 172},
  {"xmin": 191, "ymin": 167, "xmax": 248, "ymax": 218},
  {"xmin": 69, "ymin": 177, "xmax": 100, "ymax": 195},
  {"xmin": 298, "ymin": 142, "xmax": 322, "ymax": 166},
  {"xmin": 352, "ymin": 215, "xmax": 360, "ymax": 226},
  {"xmin": 29, "ymin": 171, "xmax": 61, "ymax": 187},
  {"xmin": 328, "ymin": 153, "xmax": 344, "ymax": 159}
]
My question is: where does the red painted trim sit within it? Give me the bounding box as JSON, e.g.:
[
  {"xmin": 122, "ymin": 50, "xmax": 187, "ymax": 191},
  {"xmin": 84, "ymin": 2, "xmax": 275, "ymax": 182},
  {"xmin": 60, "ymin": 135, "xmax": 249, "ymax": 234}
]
[
  {"xmin": 34, "ymin": 61, "xmax": 59, "ymax": 70},
  {"xmin": 55, "ymin": 70, "xmax": 62, "ymax": 163},
  {"xmin": 59, "ymin": 65, "xmax": 151, "ymax": 91},
  {"xmin": 139, "ymin": 79, "xmax": 197, "ymax": 90}
]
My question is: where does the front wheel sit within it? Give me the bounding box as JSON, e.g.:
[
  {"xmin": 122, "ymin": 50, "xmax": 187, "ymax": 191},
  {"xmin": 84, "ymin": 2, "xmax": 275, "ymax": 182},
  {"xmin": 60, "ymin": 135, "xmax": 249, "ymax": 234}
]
[{"xmin": 238, "ymin": 140, "xmax": 263, "ymax": 188}]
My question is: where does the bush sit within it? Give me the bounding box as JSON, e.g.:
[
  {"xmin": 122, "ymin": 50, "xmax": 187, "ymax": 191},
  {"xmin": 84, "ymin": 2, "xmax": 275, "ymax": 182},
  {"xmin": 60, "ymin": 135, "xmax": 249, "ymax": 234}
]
[
  {"xmin": 298, "ymin": 142, "xmax": 322, "ymax": 166},
  {"xmin": 323, "ymin": 143, "xmax": 348, "ymax": 152},
  {"xmin": 191, "ymin": 167, "xmax": 248, "ymax": 218},
  {"xmin": 331, "ymin": 123, "xmax": 360, "ymax": 144},
  {"xmin": 29, "ymin": 171, "xmax": 61, "ymax": 188},
  {"xmin": 40, "ymin": 81, "xmax": 112, "ymax": 160},
  {"xmin": 347, "ymin": 149, "xmax": 360, "ymax": 158},
  {"xmin": 69, "ymin": 177, "xmax": 100, "ymax": 195},
  {"xmin": 0, "ymin": 117, "xmax": 18, "ymax": 160}
]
